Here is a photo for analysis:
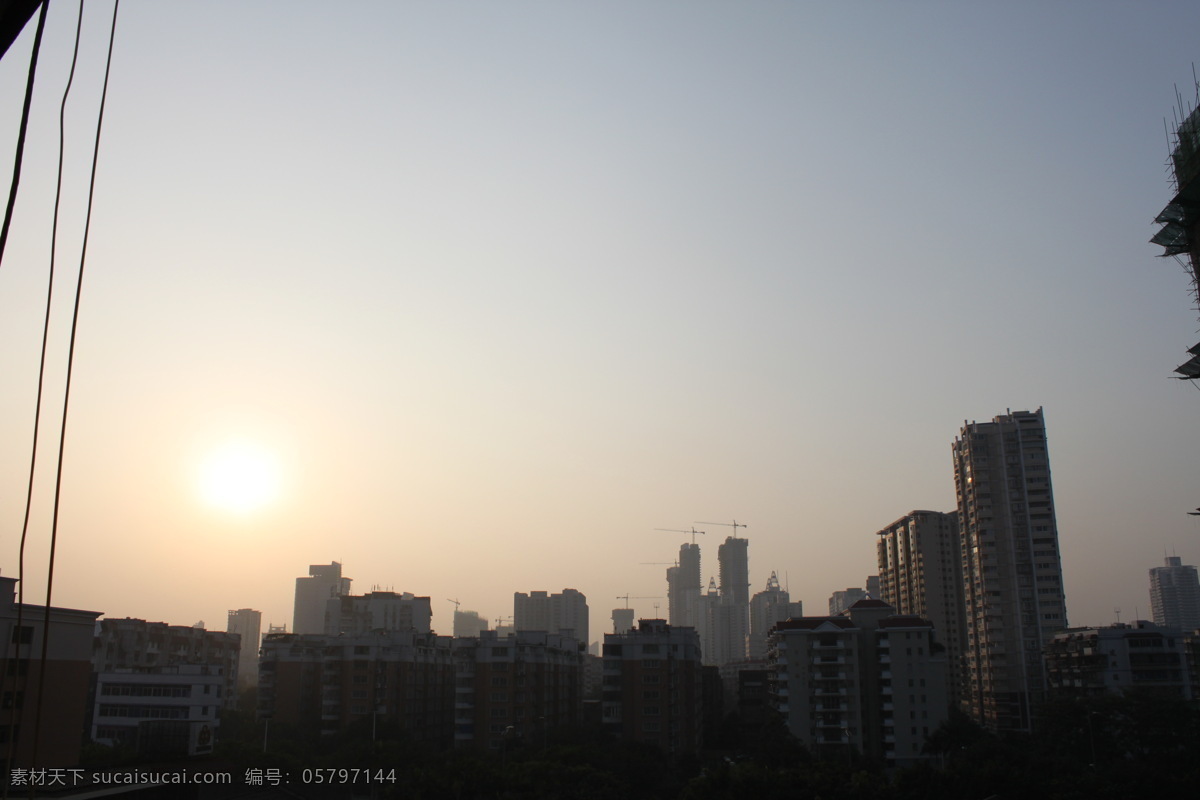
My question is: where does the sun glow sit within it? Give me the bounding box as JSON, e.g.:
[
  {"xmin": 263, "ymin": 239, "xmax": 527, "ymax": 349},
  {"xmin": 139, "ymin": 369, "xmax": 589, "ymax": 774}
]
[{"xmin": 197, "ymin": 441, "xmax": 282, "ymax": 513}]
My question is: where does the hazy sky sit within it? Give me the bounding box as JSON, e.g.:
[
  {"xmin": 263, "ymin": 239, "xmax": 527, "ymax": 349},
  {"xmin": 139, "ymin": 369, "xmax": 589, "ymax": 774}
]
[{"xmin": 1, "ymin": 1, "xmax": 1198, "ymax": 643}]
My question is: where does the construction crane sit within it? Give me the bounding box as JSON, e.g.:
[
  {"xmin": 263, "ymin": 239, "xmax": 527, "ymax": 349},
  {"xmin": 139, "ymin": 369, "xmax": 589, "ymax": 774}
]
[
  {"xmin": 640, "ymin": 562, "xmax": 677, "ymax": 566},
  {"xmin": 696, "ymin": 519, "xmax": 748, "ymax": 538},
  {"xmin": 656, "ymin": 527, "xmax": 705, "ymax": 544},
  {"xmin": 448, "ymin": 598, "xmax": 461, "ymax": 612},
  {"xmin": 616, "ymin": 594, "xmax": 664, "ymax": 608}
]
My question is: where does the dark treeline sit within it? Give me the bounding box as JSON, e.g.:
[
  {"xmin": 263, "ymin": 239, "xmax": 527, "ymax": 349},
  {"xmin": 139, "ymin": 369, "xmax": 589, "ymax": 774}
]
[{"xmin": 85, "ymin": 691, "xmax": 1200, "ymax": 800}]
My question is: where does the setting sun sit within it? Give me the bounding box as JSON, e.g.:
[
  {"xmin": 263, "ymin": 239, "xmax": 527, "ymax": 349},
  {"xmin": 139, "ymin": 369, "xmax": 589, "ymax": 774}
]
[{"xmin": 197, "ymin": 441, "xmax": 282, "ymax": 513}]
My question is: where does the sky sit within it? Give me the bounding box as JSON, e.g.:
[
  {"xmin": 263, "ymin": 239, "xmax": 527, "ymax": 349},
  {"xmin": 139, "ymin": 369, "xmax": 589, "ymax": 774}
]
[{"xmin": 0, "ymin": 1, "xmax": 1198, "ymax": 645}]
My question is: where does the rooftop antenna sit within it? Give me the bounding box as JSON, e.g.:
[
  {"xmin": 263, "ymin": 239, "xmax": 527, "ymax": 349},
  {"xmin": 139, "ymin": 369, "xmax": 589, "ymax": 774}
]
[
  {"xmin": 695, "ymin": 519, "xmax": 748, "ymax": 539},
  {"xmin": 656, "ymin": 527, "xmax": 705, "ymax": 544},
  {"xmin": 1114, "ymin": 607, "xmax": 1121, "ymax": 624}
]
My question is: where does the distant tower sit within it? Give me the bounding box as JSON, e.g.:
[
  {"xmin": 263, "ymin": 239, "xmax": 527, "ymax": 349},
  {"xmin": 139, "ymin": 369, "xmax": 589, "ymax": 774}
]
[
  {"xmin": 1149, "ymin": 556, "xmax": 1200, "ymax": 632},
  {"xmin": 697, "ymin": 577, "xmax": 720, "ymax": 665},
  {"xmin": 293, "ymin": 562, "xmax": 351, "ymax": 635},
  {"xmin": 612, "ymin": 607, "xmax": 635, "ymax": 634},
  {"xmin": 671, "ymin": 542, "xmax": 703, "ymax": 630},
  {"xmin": 953, "ymin": 408, "xmax": 1067, "ymax": 732},
  {"xmin": 454, "ymin": 608, "xmax": 489, "ymax": 638},
  {"xmin": 513, "ymin": 588, "xmax": 588, "ymax": 646},
  {"xmin": 709, "ymin": 536, "xmax": 750, "ymax": 666},
  {"xmin": 226, "ymin": 608, "xmax": 262, "ymax": 691},
  {"xmin": 717, "ymin": 537, "xmax": 749, "ymax": 606},
  {"xmin": 829, "ymin": 588, "xmax": 867, "ymax": 615},
  {"xmin": 748, "ymin": 572, "xmax": 791, "ymax": 660}
]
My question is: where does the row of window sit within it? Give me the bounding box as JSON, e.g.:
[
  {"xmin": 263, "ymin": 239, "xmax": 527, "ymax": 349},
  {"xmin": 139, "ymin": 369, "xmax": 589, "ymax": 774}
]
[
  {"xmin": 97, "ymin": 705, "xmax": 204, "ymax": 719},
  {"xmin": 100, "ymin": 684, "xmax": 194, "ymax": 698}
]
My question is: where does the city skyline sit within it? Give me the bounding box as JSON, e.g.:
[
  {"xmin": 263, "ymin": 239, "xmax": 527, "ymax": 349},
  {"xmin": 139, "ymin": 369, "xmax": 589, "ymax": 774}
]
[{"xmin": 0, "ymin": 2, "xmax": 1198, "ymax": 646}]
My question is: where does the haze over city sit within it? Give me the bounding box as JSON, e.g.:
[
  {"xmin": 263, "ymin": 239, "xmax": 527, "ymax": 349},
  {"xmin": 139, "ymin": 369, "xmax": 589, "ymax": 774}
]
[{"xmin": 0, "ymin": 1, "xmax": 1197, "ymax": 644}]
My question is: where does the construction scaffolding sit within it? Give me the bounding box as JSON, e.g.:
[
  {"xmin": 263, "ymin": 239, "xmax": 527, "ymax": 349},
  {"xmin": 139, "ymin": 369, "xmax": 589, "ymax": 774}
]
[{"xmin": 1151, "ymin": 78, "xmax": 1200, "ymax": 379}]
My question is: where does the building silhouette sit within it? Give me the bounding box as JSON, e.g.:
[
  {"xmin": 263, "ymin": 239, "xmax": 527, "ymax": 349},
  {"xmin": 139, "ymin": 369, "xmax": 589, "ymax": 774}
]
[
  {"xmin": 452, "ymin": 630, "xmax": 583, "ymax": 751},
  {"xmin": 453, "ymin": 608, "xmax": 489, "ymax": 638},
  {"xmin": 707, "ymin": 536, "xmax": 750, "ymax": 666},
  {"xmin": 293, "ymin": 562, "xmax": 351, "ymax": 635},
  {"xmin": 602, "ymin": 620, "xmax": 704, "ymax": 756},
  {"xmin": 748, "ymin": 572, "xmax": 792, "ymax": 660},
  {"xmin": 952, "ymin": 408, "xmax": 1067, "ymax": 731},
  {"xmin": 324, "ymin": 590, "xmax": 432, "ymax": 635},
  {"xmin": 258, "ymin": 630, "xmax": 454, "ymax": 743},
  {"xmin": 1149, "ymin": 556, "xmax": 1200, "ymax": 633},
  {"xmin": 227, "ymin": 608, "xmax": 262, "ymax": 691},
  {"xmin": 513, "ymin": 589, "xmax": 588, "ymax": 646},
  {"xmin": 876, "ymin": 510, "xmax": 967, "ymax": 705},
  {"xmin": 0, "ymin": 573, "xmax": 100, "ymax": 767},
  {"xmin": 829, "ymin": 587, "xmax": 868, "ymax": 616},
  {"xmin": 668, "ymin": 542, "xmax": 703, "ymax": 631},
  {"xmin": 92, "ymin": 618, "xmax": 241, "ymax": 710},
  {"xmin": 1045, "ymin": 620, "xmax": 1192, "ymax": 700},
  {"xmin": 611, "ymin": 607, "xmax": 634, "ymax": 634},
  {"xmin": 717, "ymin": 536, "xmax": 749, "ymax": 606},
  {"xmin": 767, "ymin": 599, "xmax": 948, "ymax": 769}
]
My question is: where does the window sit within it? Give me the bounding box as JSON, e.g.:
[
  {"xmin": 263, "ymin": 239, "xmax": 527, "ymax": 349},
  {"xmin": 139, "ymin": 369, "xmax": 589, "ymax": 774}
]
[{"xmin": 10, "ymin": 626, "xmax": 33, "ymax": 645}]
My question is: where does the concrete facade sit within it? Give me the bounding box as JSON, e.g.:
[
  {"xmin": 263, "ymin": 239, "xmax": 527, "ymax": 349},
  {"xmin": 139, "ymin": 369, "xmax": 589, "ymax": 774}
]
[
  {"xmin": 602, "ymin": 620, "xmax": 704, "ymax": 757},
  {"xmin": 0, "ymin": 575, "xmax": 100, "ymax": 767},
  {"xmin": 1149, "ymin": 556, "xmax": 1200, "ymax": 634},
  {"xmin": 952, "ymin": 408, "xmax": 1067, "ymax": 732},
  {"xmin": 1045, "ymin": 621, "xmax": 1193, "ymax": 700},
  {"xmin": 876, "ymin": 510, "xmax": 966, "ymax": 706},
  {"xmin": 451, "ymin": 630, "xmax": 583, "ymax": 751},
  {"xmin": 768, "ymin": 600, "xmax": 948, "ymax": 769}
]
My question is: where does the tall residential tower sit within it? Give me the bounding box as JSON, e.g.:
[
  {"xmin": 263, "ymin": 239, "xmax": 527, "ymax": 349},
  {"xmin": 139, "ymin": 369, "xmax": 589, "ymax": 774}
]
[
  {"xmin": 293, "ymin": 562, "xmax": 352, "ymax": 635},
  {"xmin": 952, "ymin": 408, "xmax": 1067, "ymax": 731},
  {"xmin": 876, "ymin": 511, "xmax": 966, "ymax": 704},
  {"xmin": 1149, "ymin": 556, "xmax": 1200, "ymax": 633}
]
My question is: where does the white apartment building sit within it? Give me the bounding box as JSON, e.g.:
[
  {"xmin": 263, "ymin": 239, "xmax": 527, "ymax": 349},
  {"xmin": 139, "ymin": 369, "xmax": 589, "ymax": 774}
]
[{"xmin": 768, "ymin": 600, "xmax": 948, "ymax": 769}]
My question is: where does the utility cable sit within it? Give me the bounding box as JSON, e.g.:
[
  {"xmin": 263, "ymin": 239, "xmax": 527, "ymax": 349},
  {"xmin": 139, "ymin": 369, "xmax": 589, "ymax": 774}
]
[
  {"xmin": 30, "ymin": 0, "xmax": 120, "ymax": 771},
  {"xmin": 0, "ymin": 0, "xmax": 49, "ymax": 271},
  {"xmin": 2, "ymin": 1, "xmax": 83, "ymax": 788},
  {"xmin": 0, "ymin": 0, "xmax": 55, "ymax": 785}
]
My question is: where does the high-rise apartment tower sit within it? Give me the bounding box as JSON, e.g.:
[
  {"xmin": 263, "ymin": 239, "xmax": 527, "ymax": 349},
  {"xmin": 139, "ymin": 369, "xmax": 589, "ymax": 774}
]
[
  {"xmin": 876, "ymin": 511, "xmax": 966, "ymax": 704},
  {"xmin": 227, "ymin": 608, "xmax": 262, "ymax": 691},
  {"xmin": 668, "ymin": 542, "xmax": 703, "ymax": 630},
  {"xmin": 293, "ymin": 562, "xmax": 351, "ymax": 635},
  {"xmin": 952, "ymin": 408, "xmax": 1067, "ymax": 732},
  {"xmin": 1149, "ymin": 556, "xmax": 1200, "ymax": 633}
]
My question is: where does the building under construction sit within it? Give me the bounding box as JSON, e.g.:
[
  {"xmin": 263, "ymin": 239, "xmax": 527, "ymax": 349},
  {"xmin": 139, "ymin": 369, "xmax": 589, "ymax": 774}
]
[{"xmin": 1151, "ymin": 79, "xmax": 1200, "ymax": 379}]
